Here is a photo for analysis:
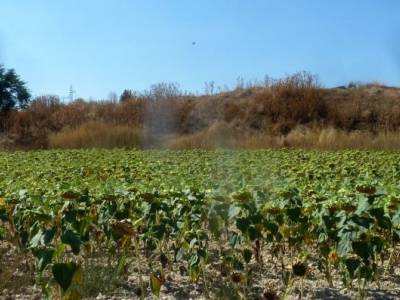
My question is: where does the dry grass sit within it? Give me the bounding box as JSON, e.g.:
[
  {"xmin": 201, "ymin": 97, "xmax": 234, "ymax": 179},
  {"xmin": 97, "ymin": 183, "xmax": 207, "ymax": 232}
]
[
  {"xmin": 286, "ymin": 127, "xmax": 400, "ymax": 150},
  {"xmin": 49, "ymin": 122, "xmax": 150, "ymax": 149},
  {"xmin": 51, "ymin": 122, "xmax": 400, "ymax": 150},
  {"xmin": 165, "ymin": 122, "xmax": 237, "ymax": 149},
  {"xmin": 166, "ymin": 123, "xmax": 400, "ymax": 151}
]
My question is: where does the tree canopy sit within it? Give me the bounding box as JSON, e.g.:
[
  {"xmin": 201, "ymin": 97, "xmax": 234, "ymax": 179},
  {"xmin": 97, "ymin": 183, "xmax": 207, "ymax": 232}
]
[{"xmin": 0, "ymin": 65, "xmax": 31, "ymax": 112}]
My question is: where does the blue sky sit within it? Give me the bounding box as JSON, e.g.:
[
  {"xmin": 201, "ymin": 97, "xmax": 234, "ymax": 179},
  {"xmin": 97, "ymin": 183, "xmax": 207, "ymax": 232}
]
[{"xmin": 1, "ymin": 0, "xmax": 400, "ymax": 99}]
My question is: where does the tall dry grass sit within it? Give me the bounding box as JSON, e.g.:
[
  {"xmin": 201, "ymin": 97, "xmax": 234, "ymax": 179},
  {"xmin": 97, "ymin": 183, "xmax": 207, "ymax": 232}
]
[
  {"xmin": 166, "ymin": 123, "xmax": 400, "ymax": 151},
  {"xmin": 279, "ymin": 127, "xmax": 400, "ymax": 150},
  {"xmin": 49, "ymin": 122, "xmax": 150, "ymax": 149}
]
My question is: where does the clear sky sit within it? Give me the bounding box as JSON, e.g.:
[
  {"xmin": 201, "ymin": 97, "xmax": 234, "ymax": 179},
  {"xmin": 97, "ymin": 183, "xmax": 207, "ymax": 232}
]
[{"xmin": 1, "ymin": 0, "xmax": 400, "ymax": 99}]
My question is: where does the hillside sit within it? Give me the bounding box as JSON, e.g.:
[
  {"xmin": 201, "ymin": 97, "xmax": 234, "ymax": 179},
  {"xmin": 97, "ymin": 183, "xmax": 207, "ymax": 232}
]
[{"xmin": 1, "ymin": 73, "xmax": 400, "ymax": 150}]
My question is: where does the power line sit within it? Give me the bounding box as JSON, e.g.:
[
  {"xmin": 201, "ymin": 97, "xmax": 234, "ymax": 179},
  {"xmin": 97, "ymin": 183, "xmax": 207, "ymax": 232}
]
[
  {"xmin": 62, "ymin": 85, "xmax": 77, "ymax": 102},
  {"xmin": 69, "ymin": 85, "xmax": 76, "ymax": 102}
]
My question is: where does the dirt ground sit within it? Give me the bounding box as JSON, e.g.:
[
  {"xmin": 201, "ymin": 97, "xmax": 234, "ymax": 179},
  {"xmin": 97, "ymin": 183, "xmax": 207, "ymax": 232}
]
[{"xmin": 1, "ymin": 240, "xmax": 400, "ymax": 300}]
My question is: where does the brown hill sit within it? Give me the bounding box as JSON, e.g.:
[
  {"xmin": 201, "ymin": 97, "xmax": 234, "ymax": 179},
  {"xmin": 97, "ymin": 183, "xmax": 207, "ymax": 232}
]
[{"xmin": 1, "ymin": 73, "xmax": 400, "ymax": 150}]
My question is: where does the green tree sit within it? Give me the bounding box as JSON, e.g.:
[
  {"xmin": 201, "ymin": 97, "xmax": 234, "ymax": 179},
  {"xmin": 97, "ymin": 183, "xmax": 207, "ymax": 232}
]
[{"xmin": 0, "ymin": 65, "xmax": 31, "ymax": 112}]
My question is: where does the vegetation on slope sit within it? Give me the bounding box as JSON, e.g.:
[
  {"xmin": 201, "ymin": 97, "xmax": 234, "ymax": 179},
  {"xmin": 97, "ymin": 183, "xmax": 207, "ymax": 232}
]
[{"xmin": 1, "ymin": 70, "xmax": 400, "ymax": 150}]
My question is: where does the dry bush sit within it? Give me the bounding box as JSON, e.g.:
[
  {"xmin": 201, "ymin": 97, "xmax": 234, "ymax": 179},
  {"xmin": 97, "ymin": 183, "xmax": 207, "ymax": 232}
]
[
  {"xmin": 247, "ymin": 72, "xmax": 326, "ymax": 127},
  {"xmin": 6, "ymin": 111, "xmax": 50, "ymax": 149},
  {"xmin": 49, "ymin": 122, "xmax": 150, "ymax": 149},
  {"xmin": 0, "ymin": 134, "xmax": 14, "ymax": 150},
  {"xmin": 324, "ymin": 85, "xmax": 400, "ymax": 131}
]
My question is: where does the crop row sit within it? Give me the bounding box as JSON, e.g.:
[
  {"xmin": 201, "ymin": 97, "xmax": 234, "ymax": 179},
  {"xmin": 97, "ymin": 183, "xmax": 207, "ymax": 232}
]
[{"xmin": 0, "ymin": 150, "xmax": 400, "ymax": 298}]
